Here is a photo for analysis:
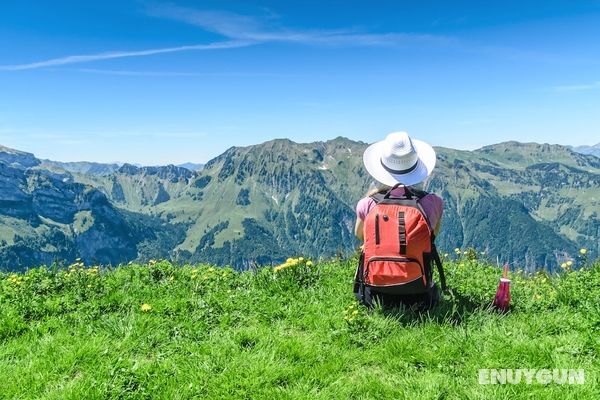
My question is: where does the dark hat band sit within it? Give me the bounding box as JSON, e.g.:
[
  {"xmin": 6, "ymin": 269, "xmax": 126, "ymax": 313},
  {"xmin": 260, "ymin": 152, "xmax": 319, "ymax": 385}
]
[{"xmin": 380, "ymin": 158, "xmax": 419, "ymax": 175}]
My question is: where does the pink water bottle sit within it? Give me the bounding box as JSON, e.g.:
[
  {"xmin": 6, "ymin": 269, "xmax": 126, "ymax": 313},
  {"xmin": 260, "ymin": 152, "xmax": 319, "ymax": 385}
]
[{"xmin": 493, "ymin": 264, "xmax": 511, "ymax": 312}]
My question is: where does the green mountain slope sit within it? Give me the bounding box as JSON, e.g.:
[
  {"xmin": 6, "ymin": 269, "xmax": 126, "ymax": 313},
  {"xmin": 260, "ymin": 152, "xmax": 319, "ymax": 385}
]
[
  {"xmin": 158, "ymin": 138, "xmax": 598, "ymax": 271},
  {"xmin": 74, "ymin": 164, "xmax": 199, "ymax": 211},
  {"xmin": 152, "ymin": 138, "xmax": 370, "ymax": 267},
  {"xmin": 427, "ymin": 142, "xmax": 600, "ymax": 271},
  {"xmin": 41, "ymin": 160, "xmax": 120, "ymax": 176},
  {"xmin": 0, "ymin": 139, "xmax": 598, "ymax": 271},
  {"xmin": 0, "ymin": 158, "xmax": 186, "ymax": 271}
]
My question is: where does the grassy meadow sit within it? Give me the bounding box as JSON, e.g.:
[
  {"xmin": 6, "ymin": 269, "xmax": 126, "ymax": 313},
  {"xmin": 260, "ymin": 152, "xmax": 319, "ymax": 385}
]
[{"xmin": 1, "ymin": 253, "xmax": 599, "ymax": 399}]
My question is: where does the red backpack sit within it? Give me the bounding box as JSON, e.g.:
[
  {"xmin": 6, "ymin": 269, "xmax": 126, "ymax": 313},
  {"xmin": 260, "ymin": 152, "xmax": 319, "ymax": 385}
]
[{"xmin": 355, "ymin": 184, "xmax": 447, "ymax": 303}]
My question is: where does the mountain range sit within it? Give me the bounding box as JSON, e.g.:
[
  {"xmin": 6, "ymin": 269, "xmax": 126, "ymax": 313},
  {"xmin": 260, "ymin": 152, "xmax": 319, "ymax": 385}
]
[
  {"xmin": 0, "ymin": 139, "xmax": 598, "ymax": 272},
  {"xmin": 571, "ymin": 143, "xmax": 600, "ymax": 158}
]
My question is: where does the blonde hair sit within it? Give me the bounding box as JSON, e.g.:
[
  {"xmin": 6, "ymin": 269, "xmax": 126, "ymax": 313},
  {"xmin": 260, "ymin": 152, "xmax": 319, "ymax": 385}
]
[{"xmin": 366, "ymin": 181, "xmax": 393, "ymax": 197}]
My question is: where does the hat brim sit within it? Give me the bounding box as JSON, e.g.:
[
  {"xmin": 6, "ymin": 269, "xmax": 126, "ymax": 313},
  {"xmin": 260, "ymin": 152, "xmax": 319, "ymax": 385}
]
[{"xmin": 362, "ymin": 139, "xmax": 436, "ymax": 186}]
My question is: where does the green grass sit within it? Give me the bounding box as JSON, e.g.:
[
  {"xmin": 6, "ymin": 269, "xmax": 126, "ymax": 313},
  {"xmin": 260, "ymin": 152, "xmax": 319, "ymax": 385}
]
[{"xmin": 1, "ymin": 256, "xmax": 600, "ymax": 399}]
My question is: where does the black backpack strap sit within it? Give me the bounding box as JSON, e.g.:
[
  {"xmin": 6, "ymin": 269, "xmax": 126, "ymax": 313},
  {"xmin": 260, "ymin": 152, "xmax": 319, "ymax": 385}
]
[
  {"xmin": 370, "ymin": 193, "xmax": 385, "ymax": 204},
  {"xmin": 383, "ymin": 183, "xmax": 404, "ymax": 199},
  {"xmin": 431, "ymin": 241, "xmax": 448, "ymax": 292},
  {"xmin": 405, "ymin": 186, "xmax": 429, "ymax": 200},
  {"xmin": 353, "ymin": 252, "xmax": 366, "ymax": 303},
  {"xmin": 371, "ymin": 183, "xmax": 418, "ymax": 204}
]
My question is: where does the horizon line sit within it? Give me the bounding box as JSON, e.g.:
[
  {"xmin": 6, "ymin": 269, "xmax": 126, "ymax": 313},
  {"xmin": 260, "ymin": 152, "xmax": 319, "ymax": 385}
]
[{"xmin": 1, "ymin": 137, "xmax": 597, "ymax": 166}]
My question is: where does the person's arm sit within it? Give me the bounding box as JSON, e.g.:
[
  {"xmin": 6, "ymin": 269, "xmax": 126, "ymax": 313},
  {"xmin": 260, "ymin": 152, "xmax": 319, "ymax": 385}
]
[
  {"xmin": 434, "ymin": 219, "xmax": 441, "ymax": 236},
  {"xmin": 355, "ymin": 218, "xmax": 364, "ymax": 241},
  {"xmin": 354, "ymin": 197, "xmax": 369, "ymax": 242},
  {"xmin": 432, "ymin": 194, "xmax": 443, "ymax": 237}
]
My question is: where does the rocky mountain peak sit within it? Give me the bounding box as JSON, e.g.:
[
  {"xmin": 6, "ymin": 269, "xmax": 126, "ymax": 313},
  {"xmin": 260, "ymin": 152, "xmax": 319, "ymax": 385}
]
[{"xmin": 0, "ymin": 145, "xmax": 41, "ymax": 169}]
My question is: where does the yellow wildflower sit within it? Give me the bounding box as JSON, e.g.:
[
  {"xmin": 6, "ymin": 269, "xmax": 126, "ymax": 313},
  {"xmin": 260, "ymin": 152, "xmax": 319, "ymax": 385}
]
[
  {"xmin": 566, "ymin": 260, "xmax": 573, "ymax": 267},
  {"xmin": 560, "ymin": 262, "xmax": 568, "ymax": 269},
  {"xmin": 140, "ymin": 303, "xmax": 152, "ymax": 312},
  {"xmin": 580, "ymin": 248, "xmax": 587, "ymax": 255},
  {"xmin": 306, "ymin": 261, "xmax": 313, "ymax": 267}
]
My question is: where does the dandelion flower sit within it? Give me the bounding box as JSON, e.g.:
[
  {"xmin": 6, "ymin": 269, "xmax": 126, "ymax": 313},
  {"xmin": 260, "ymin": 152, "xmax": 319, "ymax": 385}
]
[
  {"xmin": 141, "ymin": 303, "xmax": 152, "ymax": 312},
  {"xmin": 566, "ymin": 260, "xmax": 573, "ymax": 267},
  {"xmin": 306, "ymin": 261, "xmax": 313, "ymax": 267},
  {"xmin": 560, "ymin": 262, "xmax": 568, "ymax": 269},
  {"xmin": 580, "ymin": 248, "xmax": 587, "ymax": 255},
  {"xmin": 454, "ymin": 248, "xmax": 461, "ymax": 254}
]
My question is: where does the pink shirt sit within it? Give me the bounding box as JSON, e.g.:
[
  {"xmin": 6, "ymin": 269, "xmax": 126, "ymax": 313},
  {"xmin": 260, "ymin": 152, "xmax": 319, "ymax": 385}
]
[{"xmin": 356, "ymin": 187, "xmax": 444, "ymax": 231}]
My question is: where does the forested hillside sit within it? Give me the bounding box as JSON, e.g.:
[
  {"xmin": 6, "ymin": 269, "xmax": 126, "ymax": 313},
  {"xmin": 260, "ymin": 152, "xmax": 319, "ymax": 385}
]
[{"xmin": 0, "ymin": 139, "xmax": 598, "ymax": 271}]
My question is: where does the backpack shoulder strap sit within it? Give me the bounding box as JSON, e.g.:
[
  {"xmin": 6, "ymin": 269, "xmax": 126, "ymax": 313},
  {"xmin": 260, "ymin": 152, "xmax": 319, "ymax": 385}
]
[
  {"xmin": 431, "ymin": 240, "xmax": 448, "ymax": 292},
  {"xmin": 405, "ymin": 186, "xmax": 429, "ymax": 200},
  {"xmin": 370, "ymin": 183, "xmax": 421, "ymax": 205},
  {"xmin": 370, "ymin": 193, "xmax": 385, "ymax": 204}
]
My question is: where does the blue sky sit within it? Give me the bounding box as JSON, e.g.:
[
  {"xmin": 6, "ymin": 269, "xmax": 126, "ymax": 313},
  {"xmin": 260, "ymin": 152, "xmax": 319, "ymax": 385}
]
[{"xmin": 1, "ymin": 0, "xmax": 599, "ymax": 164}]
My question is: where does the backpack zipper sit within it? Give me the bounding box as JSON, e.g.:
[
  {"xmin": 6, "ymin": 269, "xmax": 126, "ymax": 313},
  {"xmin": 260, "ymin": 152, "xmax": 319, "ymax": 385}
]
[
  {"xmin": 364, "ymin": 256, "xmax": 424, "ymax": 280},
  {"xmin": 375, "ymin": 214, "xmax": 380, "ymax": 245}
]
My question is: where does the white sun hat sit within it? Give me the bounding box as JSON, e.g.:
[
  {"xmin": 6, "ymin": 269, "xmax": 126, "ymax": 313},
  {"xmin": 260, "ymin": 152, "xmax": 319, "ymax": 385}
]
[{"xmin": 362, "ymin": 131, "xmax": 437, "ymax": 187}]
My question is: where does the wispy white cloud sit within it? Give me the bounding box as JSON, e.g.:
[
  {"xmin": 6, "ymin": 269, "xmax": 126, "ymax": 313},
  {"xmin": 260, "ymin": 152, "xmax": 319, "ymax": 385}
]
[
  {"xmin": 0, "ymin": 4, "xmax": 451, "ymax": 72},
  {"xmin": 145, "ymin": 3, "xmax": 451, "ymax": 47},
  {"xmin": 0, "ymin": 40, "xmax": 253, "ymax": 71},
  {"xmin": 63, "ymin": 68, "xmax": 294, "ymax": 78},
  {"xmin": 553, "ymin": 81, "xmax": 600, "ymax": 91}
]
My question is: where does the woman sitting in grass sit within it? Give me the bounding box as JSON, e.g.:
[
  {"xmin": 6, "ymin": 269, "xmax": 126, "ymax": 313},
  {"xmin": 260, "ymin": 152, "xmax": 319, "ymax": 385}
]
[{"xmin": 354, "ymin": 132, "xmax": 444, "ymax": 308}]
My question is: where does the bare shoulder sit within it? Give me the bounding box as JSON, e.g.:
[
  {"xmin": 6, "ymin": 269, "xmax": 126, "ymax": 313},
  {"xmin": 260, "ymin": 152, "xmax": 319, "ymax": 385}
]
[
  {"xmin": 355, "ymin": 196, "xmax": 375, "ymax": 220},
  {"xmin": 422, "ymin": 192, "xmax": 444, "ymax": 206}
]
